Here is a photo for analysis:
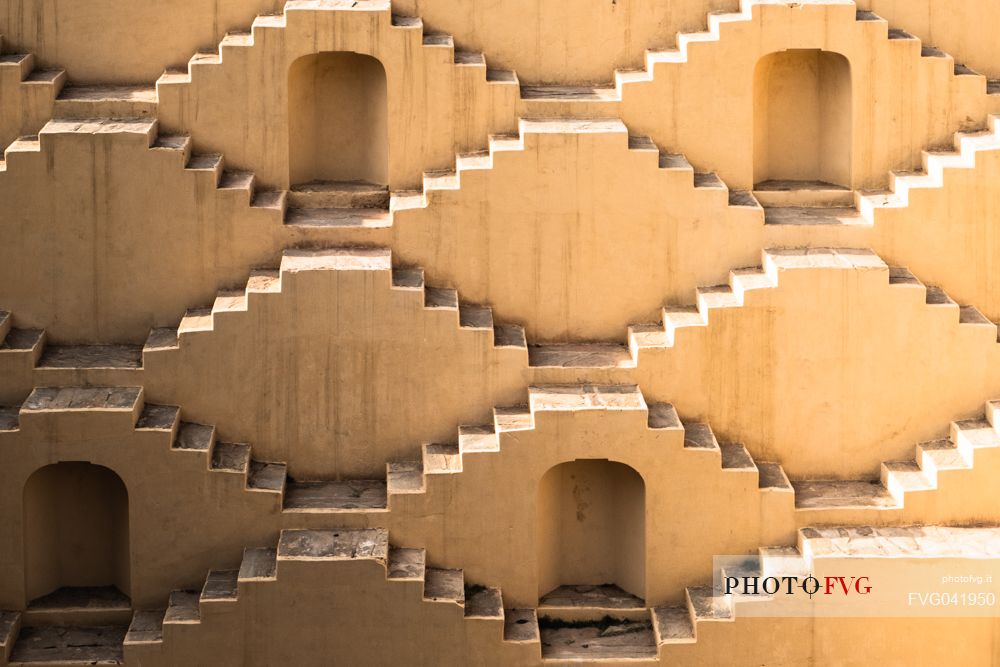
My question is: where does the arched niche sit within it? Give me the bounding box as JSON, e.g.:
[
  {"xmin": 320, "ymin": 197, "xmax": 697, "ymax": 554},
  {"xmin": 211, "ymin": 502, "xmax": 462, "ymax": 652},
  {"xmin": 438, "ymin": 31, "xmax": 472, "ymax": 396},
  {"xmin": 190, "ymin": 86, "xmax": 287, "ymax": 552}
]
[
  {"xmin": 536, "ymin": 459, "xmax": 645, "ymax": 602},
  {"xmin": 288, "ymin": 51, "xmax": 389, "ymax": 188},
  {"xmin": 753, "ymin": 49, "xmax": 852, "ymax": 189},
  {"xmin": 23, "ymin": 462, "xmax": 130, "ymax": 603}
]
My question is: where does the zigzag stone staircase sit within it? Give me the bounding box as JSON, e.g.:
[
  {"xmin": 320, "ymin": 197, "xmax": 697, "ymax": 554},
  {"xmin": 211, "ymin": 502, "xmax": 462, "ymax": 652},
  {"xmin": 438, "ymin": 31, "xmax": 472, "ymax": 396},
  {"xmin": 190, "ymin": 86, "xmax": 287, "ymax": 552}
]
[
  {"xmin": 0, "ymin": 383, "xmax": 286, "ymax": 506},
  {"xmin": 153, "ymin": 1, "xmax": 517, "ymax": 101},
  {"xmin": 7, "ymin": 377, "xmax": 1000, "ymax": 575},
  {"xmin": 7, "ymin": 1, "xmax": 1000, "ymax": 127},
  {"xmin": 520, "ymin": 2, "xmax": 999, "ymax": 106},
  {"xmin": 7, "ymin": 1, "xmax": 999, "ymax": 197},
  {"xmin": 3, "ymin": 381, "xmax": 1000, "ymax": 661},
  {"xmin": 5, "ymin": 524, "xmax": 995, "ymax": 663},
  {"xmin": 527, "ymin": 247, "xmax": 1000, "ymax": 370},
  {"xmin": 7, "ymin": 246, "xmax": 1000, "ymax": 481},
  {"xmin": 0, "ymin": 114, "xmax": 753, "ymax": 234},
  {"xmin": 650, "ymin": 524, "xmax": 1000, "ymax": 659},
  {"xmin": 6, "ymin": 110, "xmax": 1000, "ymax": 353},
  {"xmin": 1, "ymin": 2, "xmax": 517, "ymax": 132},
  {"xmin": 766, "ymin": 113, "xmax": 1000, "ymax": 227},
  {"xmin": 122, "ymin": 527, "xmax": 538, "ymax": 664}
]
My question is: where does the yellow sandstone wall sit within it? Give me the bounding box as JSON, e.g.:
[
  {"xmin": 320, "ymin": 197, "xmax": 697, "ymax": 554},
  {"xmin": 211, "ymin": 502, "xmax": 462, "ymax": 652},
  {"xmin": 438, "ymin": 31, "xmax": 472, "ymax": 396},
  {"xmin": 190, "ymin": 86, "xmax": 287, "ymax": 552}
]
[
  {"xmin": 0, "ymin": 387, "xmax": 282, "ymax": 609},
  {"xmin": 3, "ymin": 0, "xmax": 1000, "ymax": 664},
  {"xmin": 6, "ymin": 0, "xmax": 1000, "ymax": 84}
]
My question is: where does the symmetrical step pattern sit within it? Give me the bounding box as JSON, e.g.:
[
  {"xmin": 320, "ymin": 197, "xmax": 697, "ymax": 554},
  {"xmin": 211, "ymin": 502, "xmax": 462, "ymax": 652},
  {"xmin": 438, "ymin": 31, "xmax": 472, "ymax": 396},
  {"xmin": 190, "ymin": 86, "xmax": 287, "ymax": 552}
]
[
  {"xmin": 141, "ymin": 246, "xmax": 526, "ymax": 361},
  {"xmin": 765, "ymin": 114, "xmax": 1000, "ymax": 226},
  {"xmin": 651, "ymin": 525, "xmax": 1000, "ymax": 649},
  {"xmin": 0, "ymin": 36, "xmax": 66, "ymax": 157},
  {"xmin": 154, "ymin": 5, "xmax": 517, "ymax": 92},
  {"xmin": 4, "ymin": 384, "xmax": 287, "ymax": 497},
  {"xmin": 522, "ymin": 247, "xmax": 1000, "ymax": 370},
  {"xmin": 124, "ymin": 528, "xmax": 532, "ymax": 656},
  {"xmin": 522, "ymin": 2, "xmax": 994, "ymax": 108},
  {"xmin": 0, "ymin": 117, "xmax": 285, "ymax": 219},
  {"xmin": 793, "ymin": 397, "xmax": 1000, "ymax": 516}
]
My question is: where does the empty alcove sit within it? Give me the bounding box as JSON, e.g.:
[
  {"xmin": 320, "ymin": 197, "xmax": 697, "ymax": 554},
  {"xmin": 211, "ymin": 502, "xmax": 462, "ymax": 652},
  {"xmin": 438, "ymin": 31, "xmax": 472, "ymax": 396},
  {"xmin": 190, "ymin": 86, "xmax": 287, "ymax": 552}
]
[
  {"xmin": 23, "ymin": 463, "xmax": 130, "ymax": 605},
  {"xmin": 287, "ymin": 51, "xmax": 388, "ymax": 192},
  {"xmin": 753, "ymin": 49, "xmax": 852, "ymax": 191},
  {"xmin": 536, "ymin": 460, "xmax": 645, "ymax": 605}
]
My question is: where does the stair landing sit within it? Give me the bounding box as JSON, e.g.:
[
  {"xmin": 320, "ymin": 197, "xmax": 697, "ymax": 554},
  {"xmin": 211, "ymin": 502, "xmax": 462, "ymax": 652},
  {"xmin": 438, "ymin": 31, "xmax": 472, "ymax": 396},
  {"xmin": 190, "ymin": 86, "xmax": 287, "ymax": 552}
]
[
  {"xmin": 540, "ymin": 584, "xmax": 645, "ymax": 611},
  {"xmin": 753, "ymin": 179, "xmax": 854, "ymax": 207},
  {"xmin": 24, "ymin": 587, "xmax": 131, "ymax": 627},
  {"xmin": 9, "ymin": 625, "xmax": 127, "ymax": 665},
  {"xmin": 539, "ymin": 618, "xmax": 657, "ymax": 661}
]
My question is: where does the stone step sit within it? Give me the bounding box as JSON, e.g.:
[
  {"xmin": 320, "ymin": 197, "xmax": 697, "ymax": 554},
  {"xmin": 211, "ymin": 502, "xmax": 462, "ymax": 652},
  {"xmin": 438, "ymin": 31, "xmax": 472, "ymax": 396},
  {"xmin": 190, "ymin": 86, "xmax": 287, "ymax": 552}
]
[
  {"xmin": 162, "ymin": 591, "xmax": 199, "ymax": 625},
  {"xmin": 719, "ymin": 442, "xmax": 756, "ymax": 471},
  {"xmin": 763, "ymin": 206, "xmax": 867, "ymax": 226},
  {"xmin": 247, "ymin": 462, "xmax": 287, "ymax": 493},
  {"xmin": 422, "ymin": 443, "xmax": 461, "ymax": 475},
  {"xmin": 503, "ymin": 609, "xmax": 539, "ymax": 643},
  {"xmin": 685, "ymin": 586, "xmax": 732, "ymax": 622},
  {"xmin": 171, "ymin": 421, "xmax": 215, "ymax": 453},
  {"xmin": 210, "ymin": 442, "xmax": 251, "ymax": 474},
  {"xmin": 798, "ymin": 525, "xmax": 1000, "ymax": 560},
  {"xmin": 386, "ymin": 460, "xmax": 424, "ymax": 494},
  {"xmin": 287, "ymin": 180, "xmax": 389, "ymax": 209},
  {"xmin": 284, "ymin": 207, "xmax": 392, "ymax": 229},
  {"xmin": 651, "ymin": 605, "xmax": 694, "ymax": 645},
  {"xmin": 277, "ymin": 529, "xmax": 389, "ymax": 561},
  {"xmin": 18, "ymin": 386, "xmax": 143, "ymax": 433},
  {"xmin": 519, "ymin": 84, "xmax": 618, "ymax": 102},
  {"xmin": 527, "ymin": 343, "xmax": 634, "ymax": 369},
  {"xmin": 538, "ymin": 616, "xmax": 657, "ymax": 661},
  {"xmin": 792, "ymin": 480, "xmax": 895, "ymax": 510},
  {"xmin": 135, "ymin": 404, "xmax": 179, "ymax": 431},
  {"xmin": 757, "ymin": 462, "xmax": 793, "ymax": 491},
  {"xmin": 123, "ymin": 610, "xmax": 164, "ymax": 646},
  {"xmin": 424, "ymin": 287, "xmax": 458, "ymax": 310},
  {"xmin": 0, "ymin": 53, "xmax": 37, "ymax": 79},
  {"xmin": 422, "ymin": 568, "xmax": 464, "ymax": 604},
  {"xmin": 464, "ymin": 586, "xmax": 503, "ymax": 619},
  {"xmin": 647, "ymin": 403, "xmax": 682, "ymax": 430},
  {"xmin": 539, "ymin": 584, "xmax": 646, "ymax": 622},
  {"xmin": 283, "ymin": 479, "xmax": 388, "ymax": 512},
  {"xmin": 22, "ymin": 587, "xmax": 132, "ymax": 628},
  {"xmin": 681, "ymin": 422, "xmax": 719, "ymax": 451},
  {"xmin": 0, "ymin": 612, "xmax": 20, "ymax": 661},
  {"xmin": 53, "ymin": 84, "xmax": 158, "ymax": 119},
  {"xmin": 0, "ymin": 406, "xmax": 19, "ymax": 432},
  {"xmin": 752, "ymin": 179, "xmax": 854, "ymax": 207},
  {"xmin": 493, "ymin": 406, "xmax": 533, "ymax": 433},
  {"xmin": 36, "ymin": 345, "xmax": 142, "ymax": 370},
  {"xmin": 387, "ymin": 547, "xmax": 425, "ymax": 581},
  {"xmin": 8, "ymin": 625, "xmax": 127, "ymax": 665},
  {"xmin": 457, "ymin": 424, "xmax": 499, "ymax": 453},
  {"xmin": 200, "ymin": 570, "xmax": 239, "ymax": 602},
  {"xmin": 238, "ymin": 548, "xmax": 278, "ymax": 583}
]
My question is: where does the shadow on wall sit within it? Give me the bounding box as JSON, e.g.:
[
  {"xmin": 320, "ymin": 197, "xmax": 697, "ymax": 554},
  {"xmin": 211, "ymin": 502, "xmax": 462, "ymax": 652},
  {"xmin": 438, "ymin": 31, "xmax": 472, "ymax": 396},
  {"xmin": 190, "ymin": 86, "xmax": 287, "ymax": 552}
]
[
  {"xmin": 536, "ymin": 460, "xmax": 645, "ymax": 602},
  {"xmin": 22, "ymin": 463, "xmax": 130, "ymax": 605},
  {"xmin": 288, "ymin": 51, "xmax": 389, "ymax": 188},
  {"xmin": 754, "ymin": 49, "xmax": 852, "ymax": 189}
]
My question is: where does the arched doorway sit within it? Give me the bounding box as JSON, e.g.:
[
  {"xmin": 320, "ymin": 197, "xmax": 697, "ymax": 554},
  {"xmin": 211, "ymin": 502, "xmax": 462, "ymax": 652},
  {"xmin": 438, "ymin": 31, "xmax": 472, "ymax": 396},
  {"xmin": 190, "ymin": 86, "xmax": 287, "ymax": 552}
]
[
  {"xmin": 287, "ymin": 51, "xmax": 388, "ymax": 193},
  {"xmin": 536, "ymin": 460, "xmax": 645, "ymax": 604},
  {"xmin": 23, "ymin": 463, "xmax": 130, "ymax": 605},
  {"xmin": 753, "ymin": 49, "xmax": 852, "ymax": 194}
]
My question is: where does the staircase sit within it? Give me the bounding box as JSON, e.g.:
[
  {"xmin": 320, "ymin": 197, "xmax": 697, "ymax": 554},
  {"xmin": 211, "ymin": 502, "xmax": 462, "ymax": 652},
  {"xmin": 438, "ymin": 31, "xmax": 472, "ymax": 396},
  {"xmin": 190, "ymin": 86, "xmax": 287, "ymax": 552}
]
[{"xmin": 123, "ymin": 528, "xmax": 540, "ymax": 664}]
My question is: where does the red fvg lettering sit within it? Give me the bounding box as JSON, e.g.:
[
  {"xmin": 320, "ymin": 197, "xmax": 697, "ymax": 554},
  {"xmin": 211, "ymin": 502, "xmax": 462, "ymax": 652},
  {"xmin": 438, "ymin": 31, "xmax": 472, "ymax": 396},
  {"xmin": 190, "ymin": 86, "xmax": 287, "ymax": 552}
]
[{"xmin": 823, "ymin": 576, "xmax": 872, "ymax": 595}]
